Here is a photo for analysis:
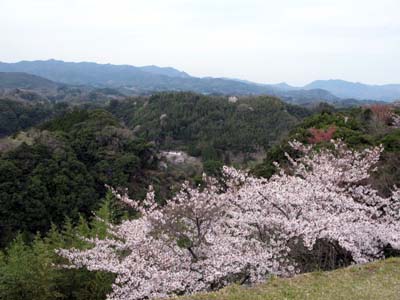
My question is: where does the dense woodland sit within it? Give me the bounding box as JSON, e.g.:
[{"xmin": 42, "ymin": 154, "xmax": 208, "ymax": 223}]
[
  {"xmin": 0, "ymin": 92, "xmax": 399, "ymax": 299},
  {"xmin": 0, "ymin": 108, "xmax": 157, "ymax": 247},
  {"xmin": 109, "ymin": 92, "xmax": 310, "ymax": 162},
  {"xmin": 0, "ymin": 99, "xmax": 55, "ymax": 137}
]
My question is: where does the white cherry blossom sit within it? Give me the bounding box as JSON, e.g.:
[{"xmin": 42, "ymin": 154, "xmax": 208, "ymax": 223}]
[{"xmin": 58, "ymin": 140, "xmax": 400, "ymax": 300}]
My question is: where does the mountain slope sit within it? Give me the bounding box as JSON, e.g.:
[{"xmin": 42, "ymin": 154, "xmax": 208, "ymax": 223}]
[
  {"xmin": 0, "ymin": 59, "xmax": 165, "ymax": 86},
  {"xmin": 0, "ymin": 72, "xmax": 61, "ymax": 90},
  {"xmin": 139, "ymin": 65, "xmax": 190, "ymax": 78},
  {"xmin": 279, "ymin": 88, "xmax": 339, "ymax": 104}
]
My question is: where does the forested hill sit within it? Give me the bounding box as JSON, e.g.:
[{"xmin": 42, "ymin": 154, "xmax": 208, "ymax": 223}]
[
  {"xmin": 0, "ymin": 72, "xmax": 61, "ymax": 90},
  {"xmin": 0, "ymin": 92, "xmax": 311, "ymax": 245},
  {"xmin": 0, "ymin": 109, "xmax": 158, "ymax": 246},
  {"xmin": 108, "ymin": 92, "xmax": 311, "ymax": 163}
]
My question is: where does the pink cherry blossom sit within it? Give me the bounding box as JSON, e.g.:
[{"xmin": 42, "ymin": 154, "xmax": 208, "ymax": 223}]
[{"xmin": 58, "ymin": 140, "xmax": 400, "ymax": 300}]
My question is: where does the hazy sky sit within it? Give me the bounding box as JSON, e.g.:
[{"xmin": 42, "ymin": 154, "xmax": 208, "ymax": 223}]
[{"xmin": 0, "ymin": 0, "xmax": 399, "ymax": 85}]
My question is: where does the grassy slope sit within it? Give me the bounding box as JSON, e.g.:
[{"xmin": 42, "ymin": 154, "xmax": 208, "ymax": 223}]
[{"xmin": 182, "ymin": 258, "xmax": 400, "ymax": 300}]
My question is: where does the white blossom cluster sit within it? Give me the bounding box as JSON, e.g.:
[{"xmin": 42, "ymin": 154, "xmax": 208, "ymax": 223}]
[
  {"xmin": 392, "ymin": 113, "xmax": 400, "ymax": 128},
  {"xmin": 58, "ymin": 140, "xmax": 400, "ymax": 300}
]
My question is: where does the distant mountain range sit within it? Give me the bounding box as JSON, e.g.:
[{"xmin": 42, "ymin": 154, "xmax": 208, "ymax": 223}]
[
  {"xmin": 0, "ymin": 59, "xmax": 399, "ymax": 103},
  {"xmin": 303, "ymin": 80, "xmax": 400, "ymax": 102}
]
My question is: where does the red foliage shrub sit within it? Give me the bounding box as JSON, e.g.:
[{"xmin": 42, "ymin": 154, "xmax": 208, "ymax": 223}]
[{"xmin": 308, "ymin": 126, "xmax": 336, "ymax": 144}]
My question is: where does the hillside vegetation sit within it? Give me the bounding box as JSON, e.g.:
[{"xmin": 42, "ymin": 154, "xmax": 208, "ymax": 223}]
[
  {"xmin": 109, "ymin": 92, "xmax": 311, "ymax": 165},
  {"xmin": 0, "ymin": 109, "xmax": 156, "ymax": 246},
  {"xmin": 254, "ymin": 104, "xmax": 400, "ymax": 195},
  {"xmin": 0, "ymin": 99, "xmax": 55, "ymax": 137},
  {"xmin": 0, "ymin": 93, "xmax": 313, "ymax": 245},
  {"xmin": 184, "ymin": 258, "xmax": 400, "ymax": 300},
  {"xmin": 0, "ymin": 92, "xmax": 399, "ymax": 300}
]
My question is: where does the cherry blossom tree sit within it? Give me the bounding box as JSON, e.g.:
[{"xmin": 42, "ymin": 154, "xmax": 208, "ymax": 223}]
[
  {"xmin": 58, "ymin": 140, "xmax": 400, "ymax": 300},
  {"xmin": 368, "ymin": 104, "xmax": 400, "ymax": 128},
  {"xmin": 370, "ymin": 104, "xmax": 393, "ymax": 124},
  {"xmin": 392, "ymin": 113, "xmax": 400, "ymax": 128}
]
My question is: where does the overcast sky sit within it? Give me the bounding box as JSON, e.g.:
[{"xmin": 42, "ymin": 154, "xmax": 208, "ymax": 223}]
[{"xmin": 0, "ymin": 0, "xmax": 399, "ymax": 85}]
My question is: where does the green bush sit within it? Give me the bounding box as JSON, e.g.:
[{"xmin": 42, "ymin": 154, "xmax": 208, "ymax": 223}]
[{"xmin": 0, "ymin": 197, "xmax": 116, "ymax": 300}]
